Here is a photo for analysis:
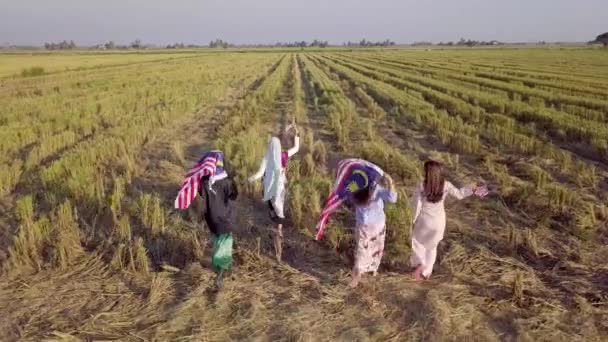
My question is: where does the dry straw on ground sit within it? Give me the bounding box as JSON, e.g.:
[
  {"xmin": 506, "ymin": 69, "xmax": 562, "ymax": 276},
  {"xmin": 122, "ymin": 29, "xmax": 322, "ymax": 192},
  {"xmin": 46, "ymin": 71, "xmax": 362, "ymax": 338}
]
[{"xmin": 1, "ymin": 48, "xmax": 608, "ymax": 340}]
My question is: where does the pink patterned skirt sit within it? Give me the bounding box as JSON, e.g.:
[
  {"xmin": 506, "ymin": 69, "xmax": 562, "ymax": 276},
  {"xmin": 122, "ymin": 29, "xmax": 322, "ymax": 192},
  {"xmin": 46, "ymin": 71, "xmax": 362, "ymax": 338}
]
[{"xmin": 354, "ymin": 223, "xmax": 386, "ymax": 274}]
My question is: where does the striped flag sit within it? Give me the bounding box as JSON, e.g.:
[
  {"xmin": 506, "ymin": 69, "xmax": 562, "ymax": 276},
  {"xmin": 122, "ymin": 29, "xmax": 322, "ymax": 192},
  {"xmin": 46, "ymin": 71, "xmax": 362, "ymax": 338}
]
[
  {"xmin": 314, "ymin": 159, "xmax": 384, "ymax": 241},
  {"xmin": 174, "ymin": 151, "xmax": 225, "ymax": 210}
]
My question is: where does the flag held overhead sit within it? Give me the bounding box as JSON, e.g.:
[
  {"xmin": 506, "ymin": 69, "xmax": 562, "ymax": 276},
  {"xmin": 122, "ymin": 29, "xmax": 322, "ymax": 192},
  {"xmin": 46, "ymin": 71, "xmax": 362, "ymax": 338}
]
[
  {"xmin": 314, "ymin": 159, "xmax": 384, "ymax": 241},
  {"xmin": 175, "ymin": 151, "xmax": 224, "ymax": 210}
]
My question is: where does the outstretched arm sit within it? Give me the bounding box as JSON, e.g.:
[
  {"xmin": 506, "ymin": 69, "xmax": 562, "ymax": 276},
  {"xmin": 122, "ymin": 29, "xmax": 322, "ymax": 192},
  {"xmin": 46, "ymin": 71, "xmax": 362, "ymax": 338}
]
[
  {"xmin": 445, "ymin": 181, "xmax": 474, "ymax": 200},
  {"xmin": 248, "ymin": 158, "xmax": 267, "ymax": 182}
]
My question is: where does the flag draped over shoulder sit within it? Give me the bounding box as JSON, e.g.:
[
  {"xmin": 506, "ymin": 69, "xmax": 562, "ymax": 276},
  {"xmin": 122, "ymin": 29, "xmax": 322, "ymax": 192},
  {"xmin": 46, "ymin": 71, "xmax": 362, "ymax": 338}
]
[
  {"xmin": 175, "ymin": 151, "xmax": 225, "ymax": 210},
  {"xmin": 314, "ymin": 159, "xmax": 384, "ymax": 241}
]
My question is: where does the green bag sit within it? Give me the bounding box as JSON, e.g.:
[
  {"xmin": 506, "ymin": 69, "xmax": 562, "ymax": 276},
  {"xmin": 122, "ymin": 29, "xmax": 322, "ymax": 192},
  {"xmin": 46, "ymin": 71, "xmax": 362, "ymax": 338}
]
[{"xmin": 212, "ymin": 233, "xmax": 233, "ymax": 271}]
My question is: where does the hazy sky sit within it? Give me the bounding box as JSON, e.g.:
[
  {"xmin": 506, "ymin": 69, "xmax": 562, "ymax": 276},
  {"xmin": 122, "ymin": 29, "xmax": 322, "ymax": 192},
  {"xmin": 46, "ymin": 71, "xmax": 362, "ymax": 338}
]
[{"xmin": 0, "ymin": 0, "xmax": 605, "ymax": 45}]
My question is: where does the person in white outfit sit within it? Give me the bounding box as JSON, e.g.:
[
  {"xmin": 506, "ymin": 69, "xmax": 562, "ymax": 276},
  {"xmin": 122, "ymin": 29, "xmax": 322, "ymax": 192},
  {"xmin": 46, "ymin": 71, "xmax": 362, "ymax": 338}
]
[
  {"xmin": 410, "ymin": 160, "xmax": 487, "ymax": 280},
  {"xmin": 248, "ymin": 124, "xmax": 300, "ymax": 262}
]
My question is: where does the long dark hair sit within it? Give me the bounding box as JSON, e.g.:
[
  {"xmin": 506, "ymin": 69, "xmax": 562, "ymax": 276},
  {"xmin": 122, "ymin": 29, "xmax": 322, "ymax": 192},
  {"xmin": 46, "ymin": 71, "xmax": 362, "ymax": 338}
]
[
  {"xmin": 352, "ymin": 187, "xmax": 372, "ymax": 206},
  {"xmin": 423, "ymin": 160, "xmax": 445, "ymax": 203}
]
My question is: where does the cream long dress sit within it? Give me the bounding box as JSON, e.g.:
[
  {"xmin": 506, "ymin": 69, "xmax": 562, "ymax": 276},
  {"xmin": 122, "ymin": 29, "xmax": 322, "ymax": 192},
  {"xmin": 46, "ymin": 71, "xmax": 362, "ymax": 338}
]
[{"xmin": 410, "ymin": 181, "xmax": 473, "ymax": 278}]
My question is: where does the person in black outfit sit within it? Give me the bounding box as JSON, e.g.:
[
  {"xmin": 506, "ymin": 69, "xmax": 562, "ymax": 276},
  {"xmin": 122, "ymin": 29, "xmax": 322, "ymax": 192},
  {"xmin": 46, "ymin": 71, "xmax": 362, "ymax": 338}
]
[{"xmin": 198, "ymin": 173, "xmax": 238, "ymax": 289}]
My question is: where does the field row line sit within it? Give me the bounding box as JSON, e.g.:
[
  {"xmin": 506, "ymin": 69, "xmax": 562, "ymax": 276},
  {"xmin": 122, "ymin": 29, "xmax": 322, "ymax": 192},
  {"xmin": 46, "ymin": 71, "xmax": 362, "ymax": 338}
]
[
  {"xmin": 342, "ymin": 53, "xmax": 608, "ymax": 118},
  {"xmin": 327, "ymin": 54, "xmax": 608, "ymax": 163}
]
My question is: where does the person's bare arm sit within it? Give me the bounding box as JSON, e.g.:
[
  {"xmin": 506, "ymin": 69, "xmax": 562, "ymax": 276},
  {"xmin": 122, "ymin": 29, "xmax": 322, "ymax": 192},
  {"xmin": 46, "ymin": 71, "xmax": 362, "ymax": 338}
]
[
  {"xmin": 286, "ymin": 125, "xmax": 300, "ymax": 157},
  {"xmin": 384, "ymin": 174, "xmax": 396, "ymax": 193},
  {"xmin": 248, "ymin": 158, "xmax": 267, "ymax": 182},
  {"xmin": 378, "ymin": 174, "xmax": 398, "ymax": 203},
  {"xmin": 445, "ymin": 181, "xmax": 474, "ymax": 200}
]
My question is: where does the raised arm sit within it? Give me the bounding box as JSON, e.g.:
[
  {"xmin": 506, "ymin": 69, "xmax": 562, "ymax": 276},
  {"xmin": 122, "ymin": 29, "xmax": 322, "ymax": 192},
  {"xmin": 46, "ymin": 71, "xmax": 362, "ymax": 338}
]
[
  {"xmin": 377, "ymin": 186, "xmax": 398, "ymax": 204},
  {"xmin": 248, "ymin": 157, "xmax": 267, "ymax": 182},
  {"xmin": 377, "ymin": 174, "xmax": 398, "ymax": 203},
  {"xmin": 287, "ymin": 134, "xmax": 300, "ymax": 157},
  {"xmin": 445, "ymin": 181, "xmax": 474, "ymax": 200},
  {"xmin": 411, "ymin": 184, "xmax": 423, "ymax": 224}
]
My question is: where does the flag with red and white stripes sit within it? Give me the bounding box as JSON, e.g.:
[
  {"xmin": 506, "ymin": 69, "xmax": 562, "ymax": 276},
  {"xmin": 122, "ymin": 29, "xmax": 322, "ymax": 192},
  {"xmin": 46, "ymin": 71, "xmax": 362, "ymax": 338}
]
[
  {"xmin": 174, "ymin": 151, "xmax": 224, "ymax": 210},
  {"xmin": 314, "ymin": 159, "xmax": 384, "ymax": 241}
]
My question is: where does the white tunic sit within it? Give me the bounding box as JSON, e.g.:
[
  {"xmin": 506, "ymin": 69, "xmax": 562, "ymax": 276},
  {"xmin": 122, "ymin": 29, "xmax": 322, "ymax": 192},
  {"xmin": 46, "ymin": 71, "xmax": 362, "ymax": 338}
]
[
  {"xmin": 410, "ymin": 181, "xmax": 472, "ymax": 277},
  {"xmin": 249, "ymin": 136, "xmax": 299, "ymax": 218}
]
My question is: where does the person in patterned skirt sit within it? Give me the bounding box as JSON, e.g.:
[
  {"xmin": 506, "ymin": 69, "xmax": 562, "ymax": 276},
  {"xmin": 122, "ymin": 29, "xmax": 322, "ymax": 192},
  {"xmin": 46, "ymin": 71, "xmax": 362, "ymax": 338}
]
[{"xmin": 349, "ymin": 173, "xmax": 398, "ymax": 288}]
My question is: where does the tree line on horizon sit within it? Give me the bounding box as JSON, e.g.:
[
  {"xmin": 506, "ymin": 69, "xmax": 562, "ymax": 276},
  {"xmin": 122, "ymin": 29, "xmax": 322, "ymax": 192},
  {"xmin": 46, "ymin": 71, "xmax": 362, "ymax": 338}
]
[
  {"xmin": 37, "ymin": 38, "xmax": 393, "ymax": 50},
  {"xmin": 435, "ymin": 38, "xmax": 504, "ymax": 47},
  {"xmin": 38, "ymin": 38, "xmax": 500, "ymax": 50},
  {"xmin": 43, "ymin": 40, "xmax": 77, "ymax": 50},
  {"xmin": 16, "ymin": 32, "xmax": 608, "ymax": 50}
]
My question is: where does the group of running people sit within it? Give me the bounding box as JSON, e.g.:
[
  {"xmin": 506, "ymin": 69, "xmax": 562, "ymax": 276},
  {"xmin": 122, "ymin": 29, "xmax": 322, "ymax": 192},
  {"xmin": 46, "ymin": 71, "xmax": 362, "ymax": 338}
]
[{"xmin": 178, "ymin": 124, "xmax": 488, "ymax": 289}]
